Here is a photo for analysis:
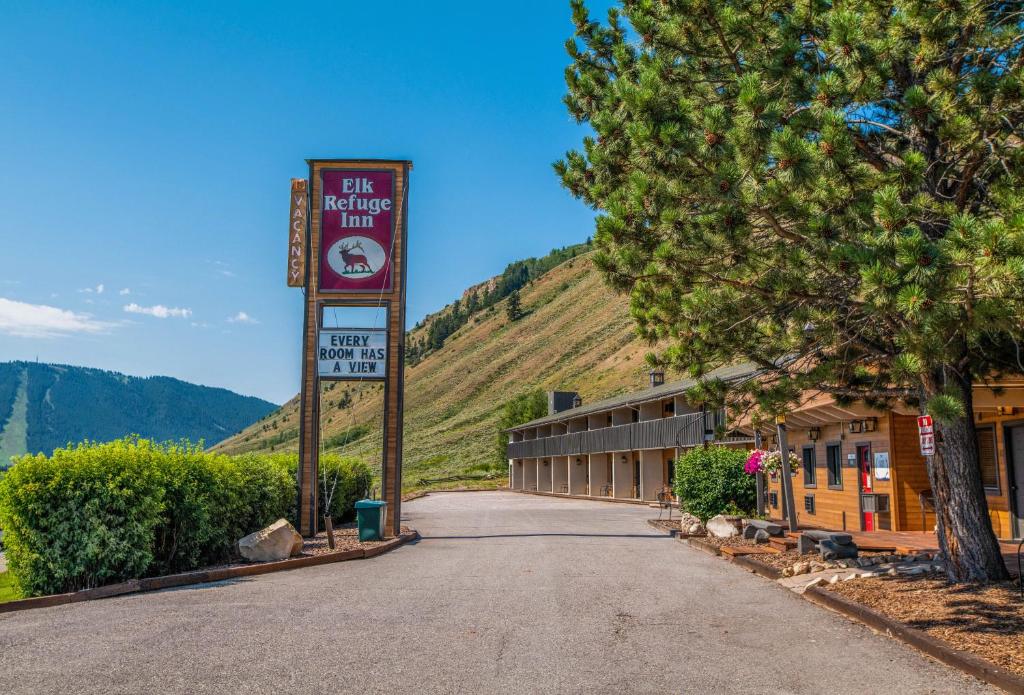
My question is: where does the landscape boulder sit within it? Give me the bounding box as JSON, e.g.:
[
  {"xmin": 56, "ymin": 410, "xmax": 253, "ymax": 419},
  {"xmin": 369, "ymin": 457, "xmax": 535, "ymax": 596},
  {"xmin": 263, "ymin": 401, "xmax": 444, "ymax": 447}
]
[
  {"xmin": 753, "ymin": 529, "xmax": 770, "ymax": 544},
  {"xmin": 706, "ymin": 515, "xmax": 741, "ymax": 539},
  {"xmin": 238, "ymin": 518, "xmax": 304, "ymax": 562},
  {"xmin": 818, "ymin": 539, "xmax": 859, "ymax": 561},
  {"xmin": 678, "ymin": 513, "xmax": 705, "ymax": 536}
]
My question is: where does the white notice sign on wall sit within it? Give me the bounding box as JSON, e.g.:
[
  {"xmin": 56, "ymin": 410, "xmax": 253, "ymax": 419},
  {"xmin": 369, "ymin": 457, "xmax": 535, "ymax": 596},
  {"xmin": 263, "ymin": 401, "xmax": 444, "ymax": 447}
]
[{"xmin": 318, "ymin": 328, "xmax": 387, "ymax": 379}]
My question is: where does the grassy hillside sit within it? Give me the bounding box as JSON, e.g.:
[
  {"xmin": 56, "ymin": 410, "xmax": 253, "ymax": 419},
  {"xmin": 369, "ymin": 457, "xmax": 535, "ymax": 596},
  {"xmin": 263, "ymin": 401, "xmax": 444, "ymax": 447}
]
[
  {"xmin": 216, "ymin": 249, "xmax": 660, "ymax": 491},
  {"xmin": 0, "ymin": 362, "xmax": 277, "ymax": 464}
]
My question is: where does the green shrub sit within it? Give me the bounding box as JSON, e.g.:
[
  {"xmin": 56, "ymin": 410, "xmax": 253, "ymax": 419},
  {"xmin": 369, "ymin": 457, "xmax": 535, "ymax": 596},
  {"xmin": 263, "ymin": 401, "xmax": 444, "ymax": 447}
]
[
  {"xmin": 0, "ymin": 438, "xmax": 367, "ymax": 596},
  {"xmin": 673, "ymin": 446, "xmax": 755, "ymax": 522},
  {"xmin": 0, "ymin": 439, "xmax": 164, "ymax": 596}
]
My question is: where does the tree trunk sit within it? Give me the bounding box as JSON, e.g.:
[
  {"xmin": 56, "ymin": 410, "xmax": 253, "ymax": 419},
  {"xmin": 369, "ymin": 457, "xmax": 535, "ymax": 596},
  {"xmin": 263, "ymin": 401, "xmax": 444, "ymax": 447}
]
[{"xmin": 924, "ymin": 372, "xmax": 1009, "ymax": 582}]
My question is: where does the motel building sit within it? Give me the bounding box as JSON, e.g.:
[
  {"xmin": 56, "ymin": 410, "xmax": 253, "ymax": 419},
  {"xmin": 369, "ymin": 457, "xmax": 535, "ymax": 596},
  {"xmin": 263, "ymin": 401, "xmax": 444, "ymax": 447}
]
[
  {"xmin": 508, "ymin": 369, "xmax": 1024, "ymax": 543},
  {"xmin": 505, "ymin": 366, "xmax": 755, "ymax": 503}
]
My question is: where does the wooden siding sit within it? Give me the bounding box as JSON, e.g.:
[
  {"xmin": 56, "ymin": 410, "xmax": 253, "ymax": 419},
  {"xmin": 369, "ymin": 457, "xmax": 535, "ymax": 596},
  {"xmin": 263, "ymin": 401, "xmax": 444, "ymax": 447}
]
[{"xmin": 767, "ymin": 414, "xmax": 897, "ymax": 532}]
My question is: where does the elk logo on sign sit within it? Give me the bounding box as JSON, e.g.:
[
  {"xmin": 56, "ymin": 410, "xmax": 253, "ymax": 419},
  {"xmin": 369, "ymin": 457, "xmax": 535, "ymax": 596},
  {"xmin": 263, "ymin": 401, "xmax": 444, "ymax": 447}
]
[{"xmin": 326, "ymin": 235, "xmax": 386, "ymax": 278}]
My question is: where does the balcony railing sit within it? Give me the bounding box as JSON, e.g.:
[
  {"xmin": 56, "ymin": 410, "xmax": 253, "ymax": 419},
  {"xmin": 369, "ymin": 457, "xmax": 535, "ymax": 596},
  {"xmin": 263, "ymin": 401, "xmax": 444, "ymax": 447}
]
[{"xmin": 507, "ymin": 411, "xmax": 751, "ymax": 459}]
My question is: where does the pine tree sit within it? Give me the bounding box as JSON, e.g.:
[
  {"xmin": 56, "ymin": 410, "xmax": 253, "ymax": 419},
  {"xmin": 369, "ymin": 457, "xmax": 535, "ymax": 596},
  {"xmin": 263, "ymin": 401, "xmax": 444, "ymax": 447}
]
[
  {"xmin": 506, "ymin": 290, "xmax": 523, "ymax": 322},
  {"xmin": 557, "ymin": 0, "xmax": 1024, "ymax": 581}
]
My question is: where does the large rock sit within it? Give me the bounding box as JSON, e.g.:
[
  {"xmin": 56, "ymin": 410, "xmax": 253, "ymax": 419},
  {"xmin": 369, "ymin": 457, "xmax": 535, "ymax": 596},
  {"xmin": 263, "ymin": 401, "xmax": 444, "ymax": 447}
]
[
  {"xmin": 238, "ymin": 518, "xmax": 304, "ymax": 562},
  {"xmin": 678, "ymin": 513, "xmax": 705, "ymax": 536},
  {"xmin": 706, "ymin": 515, "xmax": 741, "ymax": 539}
]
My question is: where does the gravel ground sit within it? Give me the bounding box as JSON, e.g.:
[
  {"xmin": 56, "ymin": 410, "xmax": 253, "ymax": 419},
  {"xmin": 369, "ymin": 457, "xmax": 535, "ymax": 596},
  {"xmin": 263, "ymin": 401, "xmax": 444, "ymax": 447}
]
[
  {"xmin": 0, "ymin": 492, "xmax": 997, "ymax": 694},
  {"xmin": 830, "ymin": 575, "xmax": 1024, "ymax": 677}
]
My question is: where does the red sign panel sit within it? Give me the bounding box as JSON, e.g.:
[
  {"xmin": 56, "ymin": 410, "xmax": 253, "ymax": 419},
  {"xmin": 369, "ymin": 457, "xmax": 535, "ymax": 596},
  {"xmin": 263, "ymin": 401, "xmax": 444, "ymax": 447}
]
[{"xmin": 319, "ymin": 169, "xmax": 395, "ymax": 292}]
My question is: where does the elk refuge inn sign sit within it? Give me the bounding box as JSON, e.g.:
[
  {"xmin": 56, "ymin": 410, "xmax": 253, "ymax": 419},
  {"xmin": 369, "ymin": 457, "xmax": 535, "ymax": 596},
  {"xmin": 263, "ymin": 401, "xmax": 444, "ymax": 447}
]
[{"xmin": 287, "ymin": 159, "xmax": 411, "ymax": 538}]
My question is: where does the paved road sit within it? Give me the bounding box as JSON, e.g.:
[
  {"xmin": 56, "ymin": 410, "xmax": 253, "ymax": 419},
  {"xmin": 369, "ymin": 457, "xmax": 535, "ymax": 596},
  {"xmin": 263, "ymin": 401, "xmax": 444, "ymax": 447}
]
[{"xmin": 0, "ymin": 492, "xmax": 993, "ymax": 694}]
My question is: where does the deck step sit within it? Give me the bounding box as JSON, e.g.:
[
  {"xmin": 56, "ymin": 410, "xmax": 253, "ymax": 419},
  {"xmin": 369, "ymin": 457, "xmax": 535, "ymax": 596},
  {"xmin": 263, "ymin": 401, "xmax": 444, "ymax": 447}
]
[{"xmin": 769, "ymin": 537, "xmax": 797, "ymax": 550}]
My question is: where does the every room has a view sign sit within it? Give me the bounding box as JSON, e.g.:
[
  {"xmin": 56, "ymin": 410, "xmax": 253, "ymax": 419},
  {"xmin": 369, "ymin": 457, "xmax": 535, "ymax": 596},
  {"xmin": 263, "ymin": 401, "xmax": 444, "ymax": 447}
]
[{"xmin": 318, "ymin": 328, "xmax": 387, "ymax": 379}]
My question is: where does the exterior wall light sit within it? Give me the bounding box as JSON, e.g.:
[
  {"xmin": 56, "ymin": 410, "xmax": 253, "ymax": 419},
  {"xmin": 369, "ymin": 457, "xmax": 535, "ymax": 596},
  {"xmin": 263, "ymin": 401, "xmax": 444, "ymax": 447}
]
[
  {"xmin": 575, "ymin": 458, "xmax": 583, "ymax": 465},
  {"xmin": 543, "ymin": 460, "xmax": 549, "ymax": 466},
  {"xmin": 808, "ymin": 427, "xmax": 820, "ymax": 441},
  {"xmin": 848, "ymin": 420, "xmax": 863, "ymax": 434},
  {"xmin": 572, "ymin": 395, "xmax": 583, "ymax": 409},
  {"xmin": 863, "ymin": 417, "xmax": 878, "ymax": 432}
]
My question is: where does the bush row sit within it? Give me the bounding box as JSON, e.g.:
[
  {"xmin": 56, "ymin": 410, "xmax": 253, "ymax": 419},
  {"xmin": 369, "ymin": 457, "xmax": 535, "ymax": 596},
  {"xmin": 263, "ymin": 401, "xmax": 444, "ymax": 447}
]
[
  {"xmin": 0, "ymin": 438, "xmax": 371, "ymax": 597},
  {"xmin": 673, "ymin": 446, "xmax": 756, "ymax": 522}
]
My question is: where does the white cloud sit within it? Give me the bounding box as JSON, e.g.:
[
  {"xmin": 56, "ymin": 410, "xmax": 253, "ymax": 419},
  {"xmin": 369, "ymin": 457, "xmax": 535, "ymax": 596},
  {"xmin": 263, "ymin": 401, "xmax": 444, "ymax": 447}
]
[
  {"xmin": 123, "ymin": 303, "xmax": 192, "ymax": 319},
  {"xmin": 96, "ymin": 284, "xmax": 104, "ymax": 294},
  {"xmin": 119, "ymin": 288, "xmax": 131, "ymax": 296},
  {"xmin": 78, "ymin": 283, "xmax": 104, "ymax": 294},
  {"xmin": 227, "ymin": 311, "xmax": 258, "ymax": 324},
  {"xmin": 0, "ymin": 297, "xmax": 112, "ymax": 338}
]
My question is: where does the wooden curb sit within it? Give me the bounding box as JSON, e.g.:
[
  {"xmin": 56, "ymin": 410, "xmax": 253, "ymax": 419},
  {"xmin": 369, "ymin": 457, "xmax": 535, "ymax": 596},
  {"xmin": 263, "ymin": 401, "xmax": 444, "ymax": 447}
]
[
  {"xmin": 804, "ymin": 585, "xmax": 1024, "ymax": 694},
  {"xmin": 0, "ymin": 530, "xmax": 419, "ymax": 615}
]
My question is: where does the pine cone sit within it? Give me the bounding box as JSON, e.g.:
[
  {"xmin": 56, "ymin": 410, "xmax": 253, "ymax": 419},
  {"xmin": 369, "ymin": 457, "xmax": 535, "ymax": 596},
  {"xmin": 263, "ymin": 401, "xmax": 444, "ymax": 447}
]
[
  {"xmin": 820, "ymin": 141, "xmax": 835, "ymax": 156},
  {"xmin": 719, "ymin": 180, "xmax": 731, "ymax": 193},
  {"xmin": 704, "ymin": 131, "xmax": 720, "ymax": 146}
]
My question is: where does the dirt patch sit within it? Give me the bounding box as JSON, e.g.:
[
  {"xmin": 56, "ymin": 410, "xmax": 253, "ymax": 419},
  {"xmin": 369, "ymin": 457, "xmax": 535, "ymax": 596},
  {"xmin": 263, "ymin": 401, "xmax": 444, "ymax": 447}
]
[
  {"xmin": 301, "ymin": 524, "xmax": 412, "ymax": 557},
  {"xmin": 829, "ymin": 575, "xmax": 1024, "ymax": 677}
]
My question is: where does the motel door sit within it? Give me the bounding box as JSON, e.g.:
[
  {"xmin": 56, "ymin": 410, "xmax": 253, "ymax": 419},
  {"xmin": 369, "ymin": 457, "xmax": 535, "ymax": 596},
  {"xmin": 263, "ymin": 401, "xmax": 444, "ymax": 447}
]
[
  {"xmin": 858, "ymin": 444, "xmax": 873, "ymax": 531},
  {"xmin": 1008, "ymin": 425, "xmax": 1024, "ymax": 539}
]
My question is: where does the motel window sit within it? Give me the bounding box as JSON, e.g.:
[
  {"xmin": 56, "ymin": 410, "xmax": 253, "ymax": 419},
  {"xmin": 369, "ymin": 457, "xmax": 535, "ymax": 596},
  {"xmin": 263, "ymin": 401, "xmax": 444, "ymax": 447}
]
[
  {"xmin": 769, "ymin": 491, "xmax": 779, "ymax": 509},
  {"xmin": 976, "ymin": 426, "xmax": 999, "ymax": 491},
  {"xmin": 802, "ymin": 446, "xmax": 817, "ymax": 487},
  {"xmin": 827, "ymin": 444, "xmax": 843, "ymax": 489},
  {"xmin": 804, "ymin": 494, "xmax": 816, "ymax": 515},
  {"xmin": 631, "ymin": 409, "xmax": 640, "ymax": 423}
]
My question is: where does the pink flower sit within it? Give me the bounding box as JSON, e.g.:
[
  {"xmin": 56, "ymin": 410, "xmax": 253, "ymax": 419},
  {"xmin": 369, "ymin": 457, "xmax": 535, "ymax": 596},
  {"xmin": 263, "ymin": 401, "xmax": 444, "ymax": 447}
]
[{"xmin": 744, "ymin": 449, "xmax": 766, "ymax": 475}]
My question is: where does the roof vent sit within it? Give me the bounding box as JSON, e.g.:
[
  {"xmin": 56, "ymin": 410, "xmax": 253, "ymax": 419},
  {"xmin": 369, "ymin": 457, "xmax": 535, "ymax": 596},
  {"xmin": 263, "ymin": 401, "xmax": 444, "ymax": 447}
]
[{"xmin": 649, "ymin": 370, "xmax": 665, "ymax": 388}]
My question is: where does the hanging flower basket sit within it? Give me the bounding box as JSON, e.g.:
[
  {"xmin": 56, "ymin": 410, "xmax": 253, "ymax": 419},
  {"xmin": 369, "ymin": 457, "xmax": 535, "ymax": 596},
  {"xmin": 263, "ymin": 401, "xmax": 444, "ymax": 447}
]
[{"xmin": 744, "ymin": 449, "xmax": 800, "ymax": 476}]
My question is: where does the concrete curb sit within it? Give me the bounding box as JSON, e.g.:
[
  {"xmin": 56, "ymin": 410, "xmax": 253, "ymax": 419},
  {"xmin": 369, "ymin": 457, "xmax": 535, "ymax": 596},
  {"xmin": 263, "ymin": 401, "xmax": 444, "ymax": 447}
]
[
  {"xmin": 645, "ymin": 519, "xmax": 680, "ymax": 537},
  {"xmin": 0, "ymin": 530, "xmax": 419, "ymax": 615},
  {"xmin": 804, "ymin": 585, "xmax": 1024, "ymax": 694},
  {"xmin": 684, "ymin": 537, "xmax": 722, "ymax": 556},
  {"xmin": 682, "ymin": 537, "xmax": 783, "ymax": 580}
]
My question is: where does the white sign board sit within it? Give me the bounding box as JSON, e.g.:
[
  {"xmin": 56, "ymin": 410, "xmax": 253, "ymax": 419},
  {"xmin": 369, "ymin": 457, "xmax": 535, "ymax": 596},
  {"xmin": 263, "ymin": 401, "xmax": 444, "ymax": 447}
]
[
  {"xmin": 318, "ymin": 328, "xmax": 386, "ymax": 379},
  {"xmin": 874, "ymin": 452, "xmax": 890, "ymax": 481},
  {"xmin": 917, "ymin": 415, "xmax": 935, "ymax": 456}
]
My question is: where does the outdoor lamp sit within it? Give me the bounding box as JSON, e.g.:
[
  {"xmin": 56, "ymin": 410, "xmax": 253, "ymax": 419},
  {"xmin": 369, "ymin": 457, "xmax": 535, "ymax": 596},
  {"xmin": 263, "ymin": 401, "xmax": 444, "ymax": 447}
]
[
  {"xmin": 848, "ymin": 420, "xmax": 863, "ymax": 434},
  {"xmin": 543, "ymin": 460, "xmax": 549, "ymax": 467},
  {"xmin": 575, "ymin": 458, "xmax": 582, "ymax": 465},
  {"xmin": 808, "ymin": 427, "xmax": 820, "ymax": 441},
  {"xmin": 572, "ymin": 395, "xmax": 582, "ymax": 408},
  {"xmin": 864, "ymin": 417, "xmax": 878, "ymax": 432}
]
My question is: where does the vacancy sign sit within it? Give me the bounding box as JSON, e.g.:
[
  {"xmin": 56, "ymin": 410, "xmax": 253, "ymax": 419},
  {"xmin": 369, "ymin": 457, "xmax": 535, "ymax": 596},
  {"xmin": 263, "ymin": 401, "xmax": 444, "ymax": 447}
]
[
  {"xmin": 917, "ymin": 415, "xmax": 935, "ymax": 456},
  {"xmin": 318, "ymin": 329, "xmax": 386, "ymax": 379}
]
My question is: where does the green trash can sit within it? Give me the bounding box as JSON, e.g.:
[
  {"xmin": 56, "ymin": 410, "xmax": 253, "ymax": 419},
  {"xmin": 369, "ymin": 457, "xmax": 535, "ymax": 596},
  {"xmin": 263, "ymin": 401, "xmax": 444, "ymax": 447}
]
[{"xmin": 355, "ymin": 499, "xmax": 387, "ymax": 542}]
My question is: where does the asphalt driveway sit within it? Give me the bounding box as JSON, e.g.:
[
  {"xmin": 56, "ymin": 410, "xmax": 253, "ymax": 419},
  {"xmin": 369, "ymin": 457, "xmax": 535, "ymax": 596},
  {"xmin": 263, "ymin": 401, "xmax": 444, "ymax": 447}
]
[{"xmin": 0, "ymin": 491, "xmax": 993, "ymax": 694}]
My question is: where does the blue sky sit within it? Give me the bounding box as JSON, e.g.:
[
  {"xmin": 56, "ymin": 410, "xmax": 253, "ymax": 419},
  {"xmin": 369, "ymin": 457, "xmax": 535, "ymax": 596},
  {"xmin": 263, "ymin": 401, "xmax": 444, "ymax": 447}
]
[{"xmin": 0, "ymin": 1, "xmax": 615, "ymax": 404}]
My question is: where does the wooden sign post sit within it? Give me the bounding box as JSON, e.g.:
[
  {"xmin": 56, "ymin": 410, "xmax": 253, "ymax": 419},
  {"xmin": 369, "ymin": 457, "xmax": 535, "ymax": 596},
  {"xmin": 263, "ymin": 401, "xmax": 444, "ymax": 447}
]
[{"xmin": 292, "ymin": 159, "xmax": 410, "ymax": 537}]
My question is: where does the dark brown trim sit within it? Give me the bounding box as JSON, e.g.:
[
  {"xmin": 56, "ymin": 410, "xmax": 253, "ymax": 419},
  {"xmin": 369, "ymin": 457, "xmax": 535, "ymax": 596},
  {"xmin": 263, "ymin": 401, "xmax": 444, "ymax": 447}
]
[
  {"xmin": 804, "ymin": 586, "xmax": 1024, "ymax": 694},
  {"xmin": 0, "ymin": 531, "xmax": 419, "ymax": 615},
  {"xmin": 685, "ymin": 537, "xmax": 722, "ymax": 556}
]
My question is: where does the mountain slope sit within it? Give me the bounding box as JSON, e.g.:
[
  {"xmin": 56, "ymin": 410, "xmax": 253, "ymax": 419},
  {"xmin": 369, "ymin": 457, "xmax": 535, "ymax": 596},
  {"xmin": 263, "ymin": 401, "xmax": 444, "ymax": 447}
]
[
  {"xmin": 0, "ymin": 362, "xmax": 277, "ymax": 462},
  {"xmin": 216, "ymin": 250, "xmax": 660, "ymax": 489}
]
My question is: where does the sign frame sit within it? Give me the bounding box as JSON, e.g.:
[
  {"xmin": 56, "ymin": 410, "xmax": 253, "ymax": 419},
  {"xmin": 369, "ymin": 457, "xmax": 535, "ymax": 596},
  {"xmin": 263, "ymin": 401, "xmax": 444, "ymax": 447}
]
[{"xmin": 296, "ymin": 159, "xmax": 411, "ymax": 538}]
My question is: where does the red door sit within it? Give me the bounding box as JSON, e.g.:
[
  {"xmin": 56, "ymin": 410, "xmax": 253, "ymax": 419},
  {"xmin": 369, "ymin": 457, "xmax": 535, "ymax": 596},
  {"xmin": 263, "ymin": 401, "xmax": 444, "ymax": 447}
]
[{"xmin": 858, "ymin": 445, "xmax": 873, "ymax": 531}]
